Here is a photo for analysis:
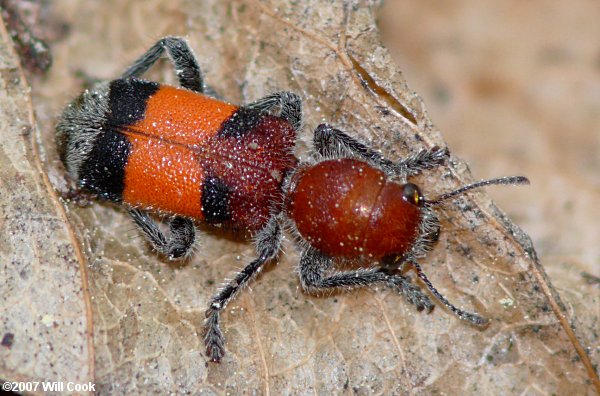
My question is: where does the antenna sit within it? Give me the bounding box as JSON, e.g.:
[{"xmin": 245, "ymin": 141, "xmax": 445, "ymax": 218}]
[
  {"xmin": 428, "ymin": 176, "xmax": 529, "ymax": 205},
  {"xmin": 412, "ymin": 262, "xmax": 489, "ymax": 326}
]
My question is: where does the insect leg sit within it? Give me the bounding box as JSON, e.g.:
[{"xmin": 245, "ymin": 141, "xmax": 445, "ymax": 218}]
[
  {"xmin": 313, "ymin": 124, "xmax": 448, "ymax": 177},
  {"xmin": 129, "ymin": 209, "xmax": 196, "ymax": 260},
  {"xmin": 122, "ymin": 36, "xmax": 205, "ymax": 93},
  {"xmin": 299, "ymin": 247, "xmax": 433, "ymax": 312},
  {"xmin": 245, "ymin": 91, "xmax": 303, "ymax": 131},
  {"xmin": 204, "ymin": 215, "xmax": 282, "ymax": 362}
]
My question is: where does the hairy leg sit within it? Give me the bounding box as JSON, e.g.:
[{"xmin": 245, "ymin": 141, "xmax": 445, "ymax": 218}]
[
  {"xmin": 298, "ymin": 247, "xmax": 433, "ymax": 312},
  {"xmin": 129, "ymin": 209, "xmax": 196, "ymax": 260},
  {"xmin": 245, "ymin": 91, "xmax": 303, "ymax": 131},
  {"xmin": 313, "ymin": 123, "xmax": 449, "ymax": 177},
  {"xmin": 122, "ymin": 36, "xmax": 205, "ymax": 93},
  {"xmin": 204, "ymin": 215, "xmax": 282, "ymax": 362}
]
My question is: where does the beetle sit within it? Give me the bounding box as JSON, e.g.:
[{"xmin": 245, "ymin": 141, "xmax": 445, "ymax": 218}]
[{"xmin": 56, "ymin": 37, "xmax": 528, "ymax": 362}]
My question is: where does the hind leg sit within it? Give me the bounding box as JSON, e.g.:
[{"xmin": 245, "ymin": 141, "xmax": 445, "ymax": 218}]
[
  {"xmin": 122, "ymin": 36, "xmax": 205, "ymax": 93},
  {"xmin": 129, "ymin": 209, "xmax": 197, "ymax": 260}
]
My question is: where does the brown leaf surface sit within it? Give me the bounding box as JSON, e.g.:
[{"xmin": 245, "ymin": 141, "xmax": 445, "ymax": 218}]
[
  {"xmin": 1, "ymin": 0, "xmax": 597, "ymax": 394},
  {"xmin": 0, "ymin": 11, "xmax": 94, "ymax": 389}
]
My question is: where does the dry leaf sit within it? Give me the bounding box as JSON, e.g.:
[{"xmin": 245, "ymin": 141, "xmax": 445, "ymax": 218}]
[{"xmin": 1, "ymin": 0, "xmax": 598, "ymax": 394}]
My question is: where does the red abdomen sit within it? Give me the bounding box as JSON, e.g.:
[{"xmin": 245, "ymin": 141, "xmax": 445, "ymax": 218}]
[
  {"xmin": 123, "ymin": 85, "xmax": 297, "ymax": 231},
  {"xmin": 287, "ymin": 159, "xmax": 421, "ymax": 259},
  {"xmin": 70, "ymin": 80, "xmax": 297, "ymax": 232}
]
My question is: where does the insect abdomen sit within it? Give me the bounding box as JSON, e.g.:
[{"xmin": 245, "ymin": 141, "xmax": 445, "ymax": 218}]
[{"xmin": 57, "ymin": 79, "xmax": 297, "ymax": 231}]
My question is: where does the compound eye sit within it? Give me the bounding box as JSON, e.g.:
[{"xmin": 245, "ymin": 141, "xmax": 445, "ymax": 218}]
[{"xmin": 402, "ymin": 183, "xmax": 424, "ymax": 207}]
